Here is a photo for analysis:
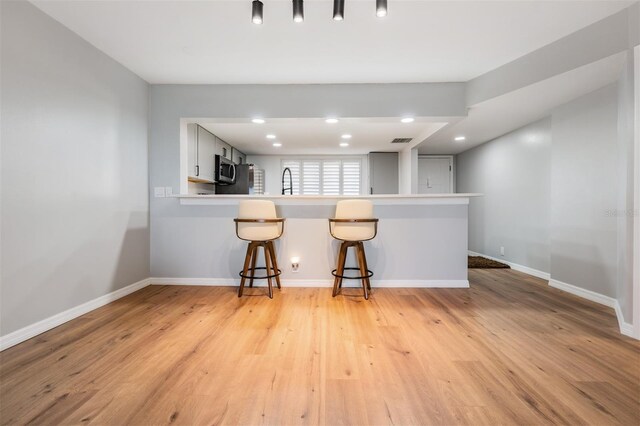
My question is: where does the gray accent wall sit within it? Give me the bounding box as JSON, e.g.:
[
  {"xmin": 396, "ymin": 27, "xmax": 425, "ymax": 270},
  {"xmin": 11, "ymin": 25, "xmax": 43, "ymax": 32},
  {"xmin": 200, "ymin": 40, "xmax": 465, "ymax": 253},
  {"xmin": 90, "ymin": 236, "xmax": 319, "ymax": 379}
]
[
  {"xmin": 149, "ymin": 83, "xmax": 466, "ymax": 277},
  {"xmin": 457, "ymin": 118, "xmax": 552, "ymax": 273},
  {"xmin": 0, "ymin": 1, "xmax": 150, "ymax": 335},
  {"xmin": 550, "ymin": 84, "xmax": 619, "ymax": 298},
  {"xmin": 458, "ymin": 83, "xmax": 630, "ymax": 315}
]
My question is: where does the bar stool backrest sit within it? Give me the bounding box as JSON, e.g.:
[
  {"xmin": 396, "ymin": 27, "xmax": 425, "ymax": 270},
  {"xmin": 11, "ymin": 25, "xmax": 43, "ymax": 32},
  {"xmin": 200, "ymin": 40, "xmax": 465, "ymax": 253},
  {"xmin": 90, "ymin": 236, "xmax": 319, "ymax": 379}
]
[
  {"xmin": 332, "ymin": 199, "xmax": 376, "ymax": 241},
  {"xmin": 237, "ymin": 200, "xmax": 281, "ymax": 241}
]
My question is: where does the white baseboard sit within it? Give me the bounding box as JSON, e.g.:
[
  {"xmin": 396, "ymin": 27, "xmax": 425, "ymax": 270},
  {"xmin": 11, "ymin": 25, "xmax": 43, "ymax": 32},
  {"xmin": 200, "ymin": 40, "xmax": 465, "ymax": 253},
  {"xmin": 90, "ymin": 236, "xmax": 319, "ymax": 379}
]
[
  {"xmin": 614, "ymin": 302, "xmax": 635, "ymax": 337},
  {"xmin": 468, "ymin": 251, "xmax": 550, "ymax": 280},
  {"xmin": 150, "ymin": 277, "xmax": 469, "ymax": 288},
  {"xmin": 549, "ymin": 278, "xmax": 635, "ymax": 338},
  {"xmin": 0, "ymin": 278, "xmax": 152, "ymax": 352},
  {"xmin": 548, "ymin": 278, "xmax": 617, "ymax": 307}
]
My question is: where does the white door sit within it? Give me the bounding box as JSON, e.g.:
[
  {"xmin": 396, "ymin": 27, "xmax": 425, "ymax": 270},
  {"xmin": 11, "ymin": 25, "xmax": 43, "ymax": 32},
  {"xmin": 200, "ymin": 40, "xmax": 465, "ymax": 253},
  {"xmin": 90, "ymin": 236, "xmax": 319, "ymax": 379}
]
[{"xmin": 418, "ymin": 157, "xmax": 452, "ymax": 194}]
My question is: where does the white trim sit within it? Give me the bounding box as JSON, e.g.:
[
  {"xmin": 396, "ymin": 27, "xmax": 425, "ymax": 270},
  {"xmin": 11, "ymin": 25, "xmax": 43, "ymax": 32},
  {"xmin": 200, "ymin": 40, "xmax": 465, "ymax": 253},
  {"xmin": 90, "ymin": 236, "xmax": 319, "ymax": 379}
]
[
  {"xmin": 150, "ymin": 277, "xmax": 469, "ymax": 288},
  {"xmin": 468, "ymin": 251, "xmax": 550, "ymax": 280},
  {"xmin": 615, "ymin": 301, "xmax": 635, "ymax": 337},
  {"xmin": 548, "ymin": 278, "xmax": 616, "ymax": 308},
  {"xmin": 0, "ymin": 278, "xmax": 152, "ymax": 352},
  {"xmin": 549, "ymin": 278, "xmax": 634, "ymax": 337},
  {"xmin": 633, "ymin": 44, "xmax": 640, "ymax": 339}
]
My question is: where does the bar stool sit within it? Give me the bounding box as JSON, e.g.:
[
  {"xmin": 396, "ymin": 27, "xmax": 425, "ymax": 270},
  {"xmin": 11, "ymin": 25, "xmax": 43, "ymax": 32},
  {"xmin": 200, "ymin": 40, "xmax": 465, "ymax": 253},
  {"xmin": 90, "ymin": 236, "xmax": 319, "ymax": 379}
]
[
  {"xmin": 329, "ymin": 199, "xmax": 379, "ymax": 300},
  {"xmin": 234, "ymin": 200, "xmax": 285, "ymax": 299}
]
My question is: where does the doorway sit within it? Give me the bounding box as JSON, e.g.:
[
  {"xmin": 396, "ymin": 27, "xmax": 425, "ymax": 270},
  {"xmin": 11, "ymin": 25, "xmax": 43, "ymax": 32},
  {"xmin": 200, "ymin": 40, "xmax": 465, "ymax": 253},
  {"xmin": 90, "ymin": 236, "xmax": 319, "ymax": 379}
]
[{"xmin": 418, "ymin": 156, "xmax": 453, "ymax": 194}]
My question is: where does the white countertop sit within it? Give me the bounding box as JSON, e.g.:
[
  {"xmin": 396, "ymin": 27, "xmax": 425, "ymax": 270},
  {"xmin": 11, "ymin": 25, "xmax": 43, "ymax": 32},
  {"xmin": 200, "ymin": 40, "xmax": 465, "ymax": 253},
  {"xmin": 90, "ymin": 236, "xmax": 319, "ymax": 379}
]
[{"xmin": 174, "ymin": 193, "xmax": 482, "ymax": 205}]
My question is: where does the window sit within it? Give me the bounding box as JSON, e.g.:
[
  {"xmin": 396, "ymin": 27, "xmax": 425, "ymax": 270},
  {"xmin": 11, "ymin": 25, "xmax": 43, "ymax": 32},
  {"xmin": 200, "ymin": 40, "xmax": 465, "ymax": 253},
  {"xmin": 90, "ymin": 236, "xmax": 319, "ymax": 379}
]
[{"xmin": 282, "ymin": 158, "xmax": 362, "ymax": 195}]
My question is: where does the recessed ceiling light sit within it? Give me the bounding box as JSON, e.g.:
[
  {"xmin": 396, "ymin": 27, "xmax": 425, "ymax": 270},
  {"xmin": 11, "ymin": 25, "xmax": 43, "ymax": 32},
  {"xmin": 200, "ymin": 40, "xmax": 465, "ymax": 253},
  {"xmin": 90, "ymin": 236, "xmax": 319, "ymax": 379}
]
[
  {"xmin": 266, "ymin": 134, "xmax": 276, "ymax": 139},
  {"xmin": 340, "ymin": 142, "xmax": 349, "ymax": 147},
  {"xmin": 252, "ymin": 118, "xmax": 265, "ymax": 124},
  {"xmin": 341, "ymin": 134, "xmax": 352, "ymax": 139},
  {"xmin": 325, "ymin": 118, "xmax": 339, "ymax": 124},
  {"xmin": 273, "ymin": 142, "xmax": 282, "ymax": 147},
  {"xmin": 376, "ymin": 0, "xmax": 387, "ymax": 17},
  {"xmin": 454, "ymin": 136, "xmax": 466, "ymax": 141},
  {"xmin": 401, "ymin": 117, "xmax": 414, "ymax": 123}
]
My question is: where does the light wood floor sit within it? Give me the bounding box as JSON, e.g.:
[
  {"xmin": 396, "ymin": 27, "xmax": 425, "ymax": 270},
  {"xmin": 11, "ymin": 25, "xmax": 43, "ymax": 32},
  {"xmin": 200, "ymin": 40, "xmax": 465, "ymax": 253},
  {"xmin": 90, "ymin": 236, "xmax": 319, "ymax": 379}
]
[{"xmin": 1, "ymin": 269, "xmax": 639, "ymax": 425}]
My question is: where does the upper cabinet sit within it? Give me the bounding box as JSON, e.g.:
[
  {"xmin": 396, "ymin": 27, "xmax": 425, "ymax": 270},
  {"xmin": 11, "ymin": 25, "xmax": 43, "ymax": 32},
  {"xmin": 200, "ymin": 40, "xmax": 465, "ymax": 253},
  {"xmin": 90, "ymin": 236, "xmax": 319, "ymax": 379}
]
[
  {"xmin": 187, "ymin": 124, "xmax": 216, "ymax": 183},
  {"xmin": 232, "ymin": 148, "xmax": 246, "ymax": 165},
  {"xmin": 215, "ymin": 136, "xmax": 232, "ymax": 161},
  {"xmin": 188, "ymin": 124, "xmax": 245, "ymax": 183}
]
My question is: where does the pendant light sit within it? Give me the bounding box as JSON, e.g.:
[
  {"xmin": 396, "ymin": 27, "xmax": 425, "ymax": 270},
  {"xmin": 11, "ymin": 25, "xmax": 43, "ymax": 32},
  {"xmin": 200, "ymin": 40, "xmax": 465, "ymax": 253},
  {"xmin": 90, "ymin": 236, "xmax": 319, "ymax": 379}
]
[
  {"xmin": 376, "ymin": 0, "xmax": 387, "ymax": 17},
  {"xmin": 293, "ymin": 0, "xmax": 304, "ymax": 23},
  {"xmin": 252, "ymin": 0, "xmax": 263, "ymax": 24},
  {"xmin": 333, "ymin": 0, "xmax": 344, "ymax": 21}
]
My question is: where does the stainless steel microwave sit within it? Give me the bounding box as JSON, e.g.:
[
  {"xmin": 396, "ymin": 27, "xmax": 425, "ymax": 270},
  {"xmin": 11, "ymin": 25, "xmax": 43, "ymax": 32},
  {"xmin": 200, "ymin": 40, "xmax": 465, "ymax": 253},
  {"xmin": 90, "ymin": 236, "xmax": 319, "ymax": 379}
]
[{"xmin": 214, "ymin": 155, "xmax": 236, "ymax": 185}]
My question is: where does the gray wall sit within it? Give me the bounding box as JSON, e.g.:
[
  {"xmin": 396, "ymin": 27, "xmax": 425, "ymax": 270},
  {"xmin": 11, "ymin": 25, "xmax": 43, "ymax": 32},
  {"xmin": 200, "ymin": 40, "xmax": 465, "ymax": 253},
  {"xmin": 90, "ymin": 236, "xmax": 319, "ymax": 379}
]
[
  {"xmin": 458, "ymin": 84, "xmax": 624, "ymax": 303},
  {"xmin": 149, "ymin": 83, "xmax": 465, "ymax": 277},
  {"xmin": 457, "ymin": 118, "xmax": 552, "ymax": 273},
  {"xmin": 151, "ymin": 202, "xmax": 469, "ymax": 283},
  {"xmin": 0, "ymin": 1, "xmax": 150, "ymax": 335},
  {"xmin": 550, "ymin": 84, "xmax": 619, "ymax": 298}
]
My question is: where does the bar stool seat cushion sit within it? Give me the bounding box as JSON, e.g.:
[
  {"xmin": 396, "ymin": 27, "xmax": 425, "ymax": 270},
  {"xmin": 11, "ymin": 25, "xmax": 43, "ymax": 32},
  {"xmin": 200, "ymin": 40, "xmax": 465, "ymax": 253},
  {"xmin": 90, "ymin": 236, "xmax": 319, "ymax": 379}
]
[
  {"xmin": 332, "ymin": 199, "xmax": 376, "ymax": 241},
  {"xmin": 237, "ymin": 200, "xmax": 281, "ymax": 241}
]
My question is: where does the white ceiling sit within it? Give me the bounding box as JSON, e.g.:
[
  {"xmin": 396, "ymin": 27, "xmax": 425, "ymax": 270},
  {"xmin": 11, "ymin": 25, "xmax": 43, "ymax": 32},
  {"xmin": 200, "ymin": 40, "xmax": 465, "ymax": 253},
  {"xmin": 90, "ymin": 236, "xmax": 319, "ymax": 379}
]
[
  {"xmin": 419, "ymin": 52, "xmax": 627, "ymax": 154},
  {"xmin": 32, "ymin": 0, "xmax": 632, "ymax": 84},
  {"xmin": 199, "ymin": 118, "xmax": 446, "ymax": 155}
]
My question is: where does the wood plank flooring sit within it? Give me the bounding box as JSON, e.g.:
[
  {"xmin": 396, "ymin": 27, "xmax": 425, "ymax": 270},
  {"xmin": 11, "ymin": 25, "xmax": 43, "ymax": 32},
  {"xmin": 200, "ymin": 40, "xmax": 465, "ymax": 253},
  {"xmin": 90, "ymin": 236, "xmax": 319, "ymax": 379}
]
[{"xmin": 1, "ymin": 269, "xmax": 639, "ymax": 425}]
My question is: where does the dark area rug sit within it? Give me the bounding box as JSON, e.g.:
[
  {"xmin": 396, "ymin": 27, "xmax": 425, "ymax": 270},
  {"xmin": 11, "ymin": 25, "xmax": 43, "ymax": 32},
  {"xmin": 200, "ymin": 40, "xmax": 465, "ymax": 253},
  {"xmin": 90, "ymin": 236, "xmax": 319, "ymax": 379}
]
[{"xmin": 468, "ymin": 256, "xmax": 510, "ymax": 269}]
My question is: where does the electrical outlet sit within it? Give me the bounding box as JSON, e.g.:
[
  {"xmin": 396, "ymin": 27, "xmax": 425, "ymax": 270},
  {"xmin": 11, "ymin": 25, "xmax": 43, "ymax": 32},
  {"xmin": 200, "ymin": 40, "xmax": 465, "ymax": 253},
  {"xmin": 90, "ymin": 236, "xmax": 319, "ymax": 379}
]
[
  {"xmin": 500, "ymin": 246, "xmax": 505, "ymax": 256},
  {"xmin": 154, "ymin": 187, "xmax": 166, "ymax": 198},
  {"xmin": 165, "ymin": 186, "xmax": 173, "ymax": 196},
  {"xmin": 291, "ymin": 257, "xmax": 300, "ymax": 272}
]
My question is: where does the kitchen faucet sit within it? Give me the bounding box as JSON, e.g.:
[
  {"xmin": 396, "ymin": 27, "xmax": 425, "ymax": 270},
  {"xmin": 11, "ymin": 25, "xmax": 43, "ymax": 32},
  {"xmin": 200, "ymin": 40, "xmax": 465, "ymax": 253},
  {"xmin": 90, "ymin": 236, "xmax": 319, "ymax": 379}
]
[{"xmin": 282, "ymin": 167, "xmax": 292, "ymax": 195}]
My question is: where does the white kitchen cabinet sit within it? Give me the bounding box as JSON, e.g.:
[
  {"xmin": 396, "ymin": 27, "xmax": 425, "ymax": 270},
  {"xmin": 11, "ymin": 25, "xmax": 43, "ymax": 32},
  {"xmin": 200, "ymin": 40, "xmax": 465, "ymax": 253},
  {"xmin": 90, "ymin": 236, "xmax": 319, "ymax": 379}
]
[
  {"xmin": 216, "ymin": 136, "xmax": 233, "ymax": 161},
  {"xmin": 187, "ymin": 124, "xmax": 216, "ymax": 183},
  {"xmin": 232, "ymin": 148, "xmax": 246, "ymax": 165},
  {"xmin": 187, "ymin": 123, "xmax": 198, "ymax": 178}
]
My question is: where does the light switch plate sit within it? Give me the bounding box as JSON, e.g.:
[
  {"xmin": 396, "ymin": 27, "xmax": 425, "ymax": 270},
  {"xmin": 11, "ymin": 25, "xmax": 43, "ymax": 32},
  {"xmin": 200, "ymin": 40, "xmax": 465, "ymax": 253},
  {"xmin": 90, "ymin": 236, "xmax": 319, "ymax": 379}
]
[{"xmin": 154, "ymin": 187, "xmax": 166, "ymax": 198}]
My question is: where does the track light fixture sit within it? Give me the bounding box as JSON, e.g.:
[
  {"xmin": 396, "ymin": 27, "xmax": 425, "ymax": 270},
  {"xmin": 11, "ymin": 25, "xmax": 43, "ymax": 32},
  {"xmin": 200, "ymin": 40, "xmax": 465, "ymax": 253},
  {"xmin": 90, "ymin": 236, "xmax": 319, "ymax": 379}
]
[
  {"xmin": 376, "ymin": 0, "xmax": 387, "ymax": 17},
  {"xmin": 252, "ymin": 0, "xmax": 263, "ymax": 24},
  {"xmin": 333, "ymin": 0, "xmax": 344, "ymax": 21},
  {"xmin": 293, "ymin": 0, "xmax": 304, "ymax": 23},
  {"xmin": 252, "ymin": 0, "xmax": 386, "ymax": 23}
]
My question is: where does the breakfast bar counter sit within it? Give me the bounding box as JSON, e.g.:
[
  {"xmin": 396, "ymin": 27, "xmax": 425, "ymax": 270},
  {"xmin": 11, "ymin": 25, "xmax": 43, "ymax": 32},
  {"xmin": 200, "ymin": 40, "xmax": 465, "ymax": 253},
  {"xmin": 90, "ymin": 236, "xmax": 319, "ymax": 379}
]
[{"xmin": 151, "ymin": 194, "xmax": 481, "ymax": 288}]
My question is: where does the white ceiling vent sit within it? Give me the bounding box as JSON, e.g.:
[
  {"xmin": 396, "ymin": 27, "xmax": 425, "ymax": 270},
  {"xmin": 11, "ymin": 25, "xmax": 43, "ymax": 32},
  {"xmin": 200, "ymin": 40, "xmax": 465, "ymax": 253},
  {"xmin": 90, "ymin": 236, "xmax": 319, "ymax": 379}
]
[{"xmin": 391, "ymin": 138, "xmax": 413, "ymax": 144}]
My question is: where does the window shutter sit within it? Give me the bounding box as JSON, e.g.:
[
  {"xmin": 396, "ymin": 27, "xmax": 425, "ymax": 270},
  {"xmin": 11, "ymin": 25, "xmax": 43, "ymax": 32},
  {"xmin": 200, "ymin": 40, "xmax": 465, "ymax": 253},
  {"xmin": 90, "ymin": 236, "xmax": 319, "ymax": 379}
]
[
  {"xmin": 302, "ymin": 161, "xmax": 321, "ymax": 195},
  {"xmin": 282, "ymin": 158, "xmax": 361, "ymax": 195},
  {"xmin": 322, "ymin": 161, "xmax": 341, "ymax": 195},
  {"xmin": 342, "ymin": 160, "xmax": 361, "ymax": 195}
]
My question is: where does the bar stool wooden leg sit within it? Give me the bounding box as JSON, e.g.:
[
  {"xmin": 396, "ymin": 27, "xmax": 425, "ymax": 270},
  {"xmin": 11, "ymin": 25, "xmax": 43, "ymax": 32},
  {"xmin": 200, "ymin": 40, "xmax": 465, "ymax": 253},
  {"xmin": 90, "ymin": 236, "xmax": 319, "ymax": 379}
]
[
  {"xmin": 356, "ymin": 242, "xmax": 369, "ymax": 300},
  {"xmin": 333, "ymin": 241, "xmax": 348, "ymax": 297},
  {"xmin": 239, "ymin": 242, "xmax": 255, "ymax": 297},
  {"xmin": 249, "ymin": 243, "xmax": 259, "ymax": 288},
  {"xmin": 358, "ymin": 242, "xmax": 372, "ymax": 291},
  {"xmin": 263, "ymin": 243, "xmax": 274, "ymax": 299},
  {"xmin": 267, "ymin": 241, "xmax": 281, "ymax": 289}
]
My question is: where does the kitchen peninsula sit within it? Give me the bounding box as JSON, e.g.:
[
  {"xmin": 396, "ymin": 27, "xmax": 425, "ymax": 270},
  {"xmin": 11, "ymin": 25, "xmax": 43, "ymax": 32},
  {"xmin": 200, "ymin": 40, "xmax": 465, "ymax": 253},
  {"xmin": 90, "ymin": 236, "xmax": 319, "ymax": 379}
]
[{"xmin": 152, "ymin": 193, "xmax": 481, "ymax": 288}]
